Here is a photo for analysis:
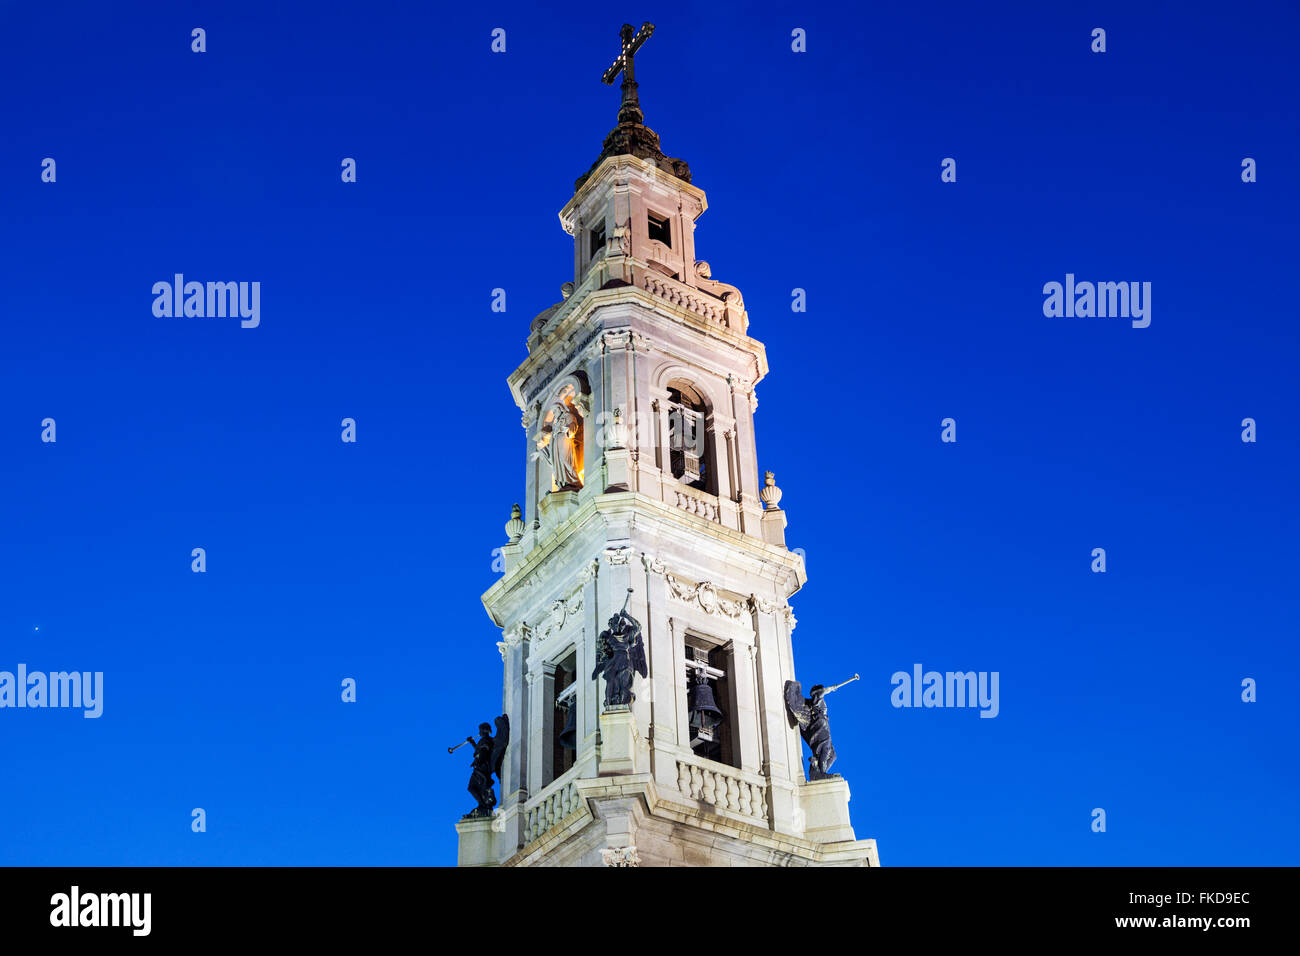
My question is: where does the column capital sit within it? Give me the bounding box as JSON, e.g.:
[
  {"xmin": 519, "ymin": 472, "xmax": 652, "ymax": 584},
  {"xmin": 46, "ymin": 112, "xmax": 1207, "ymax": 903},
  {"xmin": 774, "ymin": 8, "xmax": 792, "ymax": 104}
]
[
  {"xmin": 498, "ymin": 622, "xmax": 532, "ymax": 659},
  {"xmin": 601, "ymin": 846, "xmax": 640, "ymax": 867},
  {"xmin": 604, "ymin": 545, "xmax": 634, "ymax": 566},
  {"xmin": 726, "ymin": 371, "xmax": 752, "ymax": 393},
  {"xmin": 602, "ymin": 329, "xmax": 652, "ymax": 353}
]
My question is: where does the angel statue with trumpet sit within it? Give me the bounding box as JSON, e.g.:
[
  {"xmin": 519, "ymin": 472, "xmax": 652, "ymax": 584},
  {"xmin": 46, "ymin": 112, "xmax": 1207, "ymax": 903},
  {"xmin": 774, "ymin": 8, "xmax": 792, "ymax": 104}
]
[
  {"xmin": 447, "ymin": 715, "xmax": 510, "ymax": 818},
  {"xmin": 784, "ymin": 674, "xmax": 859, "ymax": 781},
  {"xmin": 591, "ymin": 589, "xmax": 646, "ymax": 708}
]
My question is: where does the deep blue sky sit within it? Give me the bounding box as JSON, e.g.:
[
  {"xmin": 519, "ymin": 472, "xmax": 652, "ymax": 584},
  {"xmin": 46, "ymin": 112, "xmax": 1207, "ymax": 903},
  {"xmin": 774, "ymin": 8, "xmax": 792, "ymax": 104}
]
[{"xmin": 1, "ymin": 0, "xmax": 1296, "ymax": 866}]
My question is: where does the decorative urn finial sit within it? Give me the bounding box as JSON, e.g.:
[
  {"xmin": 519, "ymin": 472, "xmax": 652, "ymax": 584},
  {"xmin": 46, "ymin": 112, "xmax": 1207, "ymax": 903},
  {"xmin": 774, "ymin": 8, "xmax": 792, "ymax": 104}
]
[
  {"xmin": 759, "ymin": 471, "xmax": 783, "ymax": 510},
  {"xmin": 505, "ymin": 503, "xmax": 525, "ymax": 543}
]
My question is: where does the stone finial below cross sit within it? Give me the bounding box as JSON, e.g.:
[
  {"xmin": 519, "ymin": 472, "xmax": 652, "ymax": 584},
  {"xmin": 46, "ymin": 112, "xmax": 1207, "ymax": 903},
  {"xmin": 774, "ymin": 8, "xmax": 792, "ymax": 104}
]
[{"xmin": 601, "ymin": 22, "xmax": 655, "ymax": 126}]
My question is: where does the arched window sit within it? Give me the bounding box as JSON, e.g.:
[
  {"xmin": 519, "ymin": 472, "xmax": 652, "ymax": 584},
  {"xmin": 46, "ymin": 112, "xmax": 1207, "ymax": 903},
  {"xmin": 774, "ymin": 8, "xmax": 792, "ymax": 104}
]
[{"xmin": 666, "ymin": 380, "xmax": 712, "ymax": 494}]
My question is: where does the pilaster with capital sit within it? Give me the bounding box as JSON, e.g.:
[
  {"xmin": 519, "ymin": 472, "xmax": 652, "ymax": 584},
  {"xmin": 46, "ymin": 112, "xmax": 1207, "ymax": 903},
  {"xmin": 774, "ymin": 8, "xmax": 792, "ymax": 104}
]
[
  {"xmin": 576, "ymin": 557, "xmax": 601, "ymax": 772},
  {"xmin": 498, "ymin": 622, "xmax": 531, "ymax": 814},
  {"xmin": 602, "ymin": 330, "xmax": 639, "ymax": 492},
  {"xmin": 727, "ymin": 373, "xmax": 764, "ymax": 537},
  {"xmin": 521, "ymin": 403, "xmax": 543, "ymax": 545},
  {"xmin": 725, "ymin": 607, "xmax": 762, "ymax": 776},
  {"xmin": 780, "ymin": 604, "xmax": 798, "ymax": 701},
  {"xmin": 524, "ymin": 662, "xmax": 545, "ymax": 799},
  {"xmin": 641, "ymin": 552, "xmax": 680, "ymax": 790},
  {"xmin": 668, "ymin": 617, "xmax": 690, "ymax": 755},
  {"xmin": 710, "ymin": 413, "xmax": 739, "ymax": 530},
  {"xmin": 750, "ymin": 597, "xmax": 801, "ymax": 834},
  {"xmin": 650, "ymin": 387, "xmax": 672, "ymax": 488},
  {"xmin": 625, "ymin": 332, "xmax": 654, "ymax": 495}
]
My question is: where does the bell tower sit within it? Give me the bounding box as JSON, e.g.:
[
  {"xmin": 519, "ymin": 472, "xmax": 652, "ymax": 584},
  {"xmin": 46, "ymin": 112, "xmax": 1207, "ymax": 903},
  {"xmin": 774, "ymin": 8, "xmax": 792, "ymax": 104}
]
[{"xmin": 456, "ymin": 24, "xmax": 878, "ymax": 867}]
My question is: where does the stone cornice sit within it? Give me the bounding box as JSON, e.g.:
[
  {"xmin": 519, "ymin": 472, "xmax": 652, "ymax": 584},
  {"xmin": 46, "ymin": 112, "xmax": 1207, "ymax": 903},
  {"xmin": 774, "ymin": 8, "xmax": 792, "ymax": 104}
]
[
  {"xmin": 481, "ymin": 492, "xmax": 804, "ymax": 629},
  {"xmin": 508, "ymin": 285, "xmax": 769, "ymax": 412}
]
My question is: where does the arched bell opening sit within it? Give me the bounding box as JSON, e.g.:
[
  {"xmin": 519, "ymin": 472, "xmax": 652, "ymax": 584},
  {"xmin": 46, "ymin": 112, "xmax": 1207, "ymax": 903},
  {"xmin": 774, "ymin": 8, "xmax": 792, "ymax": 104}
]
[{"xmin": 665, "ymin": 378, "xmax": 714, "ymax": 495}]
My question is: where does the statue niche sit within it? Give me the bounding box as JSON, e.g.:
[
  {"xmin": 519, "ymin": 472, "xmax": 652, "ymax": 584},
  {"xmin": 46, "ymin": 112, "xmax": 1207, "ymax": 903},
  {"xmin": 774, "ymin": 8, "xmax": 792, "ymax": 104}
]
[{"xmin": 535, "ymin": 394, "xmax": 586, "ymax": 493}]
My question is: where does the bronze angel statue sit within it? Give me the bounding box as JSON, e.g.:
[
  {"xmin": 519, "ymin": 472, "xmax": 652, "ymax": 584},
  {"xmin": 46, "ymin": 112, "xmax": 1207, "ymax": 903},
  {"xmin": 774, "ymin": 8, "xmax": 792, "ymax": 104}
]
[
  {"xmin": 457, "ymin": 715, "xmax": 509, "ymax": 818},
  {"xmin": 592, "ymin": 590, "xmax": 647, "ymax": 707},
  {"xmin": 784, "ymin": 675, "xmax": 858, "ymax": 780}
]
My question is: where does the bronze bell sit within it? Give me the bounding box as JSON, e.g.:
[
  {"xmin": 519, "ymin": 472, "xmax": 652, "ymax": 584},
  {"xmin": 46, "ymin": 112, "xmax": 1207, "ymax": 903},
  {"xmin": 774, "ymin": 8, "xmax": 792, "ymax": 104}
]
[
  {"xmin": 558, "ymin": 700, "xmax": 577, "ymax": 750},
  {"xmin": 687, "ymin": 671, "xmax": 724, "ymax": 739}
]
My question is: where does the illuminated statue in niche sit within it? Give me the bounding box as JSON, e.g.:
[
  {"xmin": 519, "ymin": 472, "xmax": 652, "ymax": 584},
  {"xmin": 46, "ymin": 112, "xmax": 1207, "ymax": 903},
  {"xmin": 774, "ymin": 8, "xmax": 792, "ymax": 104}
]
[{"xmin": 535, "ymin": 400, "xmax": 584, "ymax": 492}]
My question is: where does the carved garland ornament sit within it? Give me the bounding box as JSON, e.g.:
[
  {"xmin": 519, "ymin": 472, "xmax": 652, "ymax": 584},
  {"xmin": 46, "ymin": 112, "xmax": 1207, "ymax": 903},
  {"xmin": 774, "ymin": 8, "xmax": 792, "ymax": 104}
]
[
  {"xmin": 665, "ymin": 574, "xmax": 745, "ymax": 622},
  {"xmin": 535, "ymin": 591, "xmax": 584, "ymax": 644}
]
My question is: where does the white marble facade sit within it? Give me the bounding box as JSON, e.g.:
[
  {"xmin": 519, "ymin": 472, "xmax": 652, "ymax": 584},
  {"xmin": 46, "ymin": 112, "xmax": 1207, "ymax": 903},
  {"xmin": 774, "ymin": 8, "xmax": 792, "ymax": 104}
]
[{"xmin": 460, "ymin": 151, "xmax": 877, "ymax": 868}]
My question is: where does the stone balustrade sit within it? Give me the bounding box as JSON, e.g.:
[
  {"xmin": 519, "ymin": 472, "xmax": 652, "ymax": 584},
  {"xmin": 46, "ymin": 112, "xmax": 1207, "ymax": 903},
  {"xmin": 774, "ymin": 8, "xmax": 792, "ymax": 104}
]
[
  {"xmin": 641, "ymin": 272, "xmax": 725, "ymax": 325},
  {"xmin": 522, "ymin": 776, "xmax": 580, "ymax": 844},
  {"xmin": 673, "ymin": 488, "xmax": 720, "ymax": 522},
  {"xmin": 675, "ymin": 756, "xmax": 769, "ymax": 826}
]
